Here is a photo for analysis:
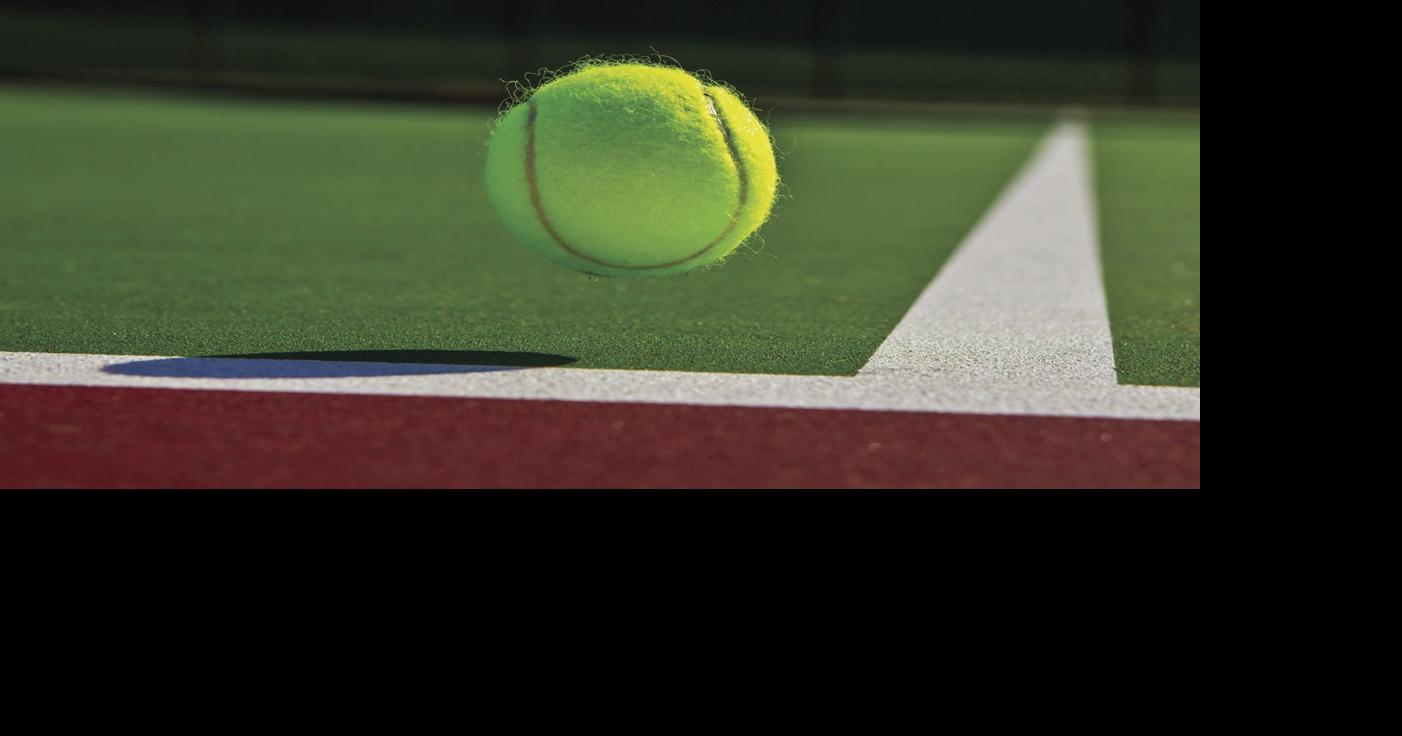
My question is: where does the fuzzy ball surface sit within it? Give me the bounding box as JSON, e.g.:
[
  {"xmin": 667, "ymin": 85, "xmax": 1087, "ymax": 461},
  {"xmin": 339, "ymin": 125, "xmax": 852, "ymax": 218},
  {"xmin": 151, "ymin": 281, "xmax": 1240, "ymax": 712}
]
[{"xmin": 484, "ymin": 63, "xmax": 779, "ymax": 278}]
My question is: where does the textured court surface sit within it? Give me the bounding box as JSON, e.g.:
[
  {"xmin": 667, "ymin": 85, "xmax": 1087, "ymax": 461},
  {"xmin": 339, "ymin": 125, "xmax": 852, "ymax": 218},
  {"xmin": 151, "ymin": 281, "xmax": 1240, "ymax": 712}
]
[
  {"xmin": 0, "ymin": 384, "xmax": 1199, "ymax": 489},
  {"xmin": 0, "ymin": 87, "xmax": 1200, "ymax": 488},
  {"xmin": 0, "ymin": 88, "xmax": 1197, "ymax": 384}
]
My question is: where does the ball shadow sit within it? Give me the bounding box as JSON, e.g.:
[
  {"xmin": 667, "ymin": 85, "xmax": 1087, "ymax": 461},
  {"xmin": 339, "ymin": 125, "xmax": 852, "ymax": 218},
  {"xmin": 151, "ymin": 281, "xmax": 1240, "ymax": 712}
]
[{"xmin": 103, "ymin": 350, "xmax": 578, "ymax": 379}]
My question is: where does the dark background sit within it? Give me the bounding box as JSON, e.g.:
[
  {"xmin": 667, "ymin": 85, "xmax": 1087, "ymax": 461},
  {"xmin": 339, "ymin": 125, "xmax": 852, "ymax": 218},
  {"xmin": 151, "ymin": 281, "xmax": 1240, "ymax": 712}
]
[{"xmin": 0, "ymin": 0, "xmax": 1200, "ymax": 106}]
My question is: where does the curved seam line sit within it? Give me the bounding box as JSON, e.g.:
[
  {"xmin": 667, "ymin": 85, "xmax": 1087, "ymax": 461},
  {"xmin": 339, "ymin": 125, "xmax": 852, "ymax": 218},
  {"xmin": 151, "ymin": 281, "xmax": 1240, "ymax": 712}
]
[{"xmin": 524, "ymin": 95, "xmax": 749, "ymax": 271}]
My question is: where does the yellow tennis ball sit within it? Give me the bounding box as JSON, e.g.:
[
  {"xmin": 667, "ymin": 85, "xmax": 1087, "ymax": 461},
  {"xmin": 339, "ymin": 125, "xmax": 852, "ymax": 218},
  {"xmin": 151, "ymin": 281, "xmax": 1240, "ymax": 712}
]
[{"xmin": 484, "ymin": 63, "xmax": 779, "ymax": 278}]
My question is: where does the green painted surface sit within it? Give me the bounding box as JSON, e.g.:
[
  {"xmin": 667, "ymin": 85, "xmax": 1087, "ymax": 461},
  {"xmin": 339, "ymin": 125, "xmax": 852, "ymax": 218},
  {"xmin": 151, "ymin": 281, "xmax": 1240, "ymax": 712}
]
[
  {"xmin": 1094, "ymin": 118, "xmax": 1201, "ymax": 387},
  {"xmin": 1, "ymin": 88, "xmax": 1044, "ymax": 375}
]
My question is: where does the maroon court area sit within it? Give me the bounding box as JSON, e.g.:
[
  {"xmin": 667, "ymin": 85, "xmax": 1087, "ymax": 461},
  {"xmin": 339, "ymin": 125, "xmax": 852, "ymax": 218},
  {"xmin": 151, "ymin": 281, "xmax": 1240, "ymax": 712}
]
[{"xmin": 0, "ymin": 384, "xmax": 1199, "ymax": 489}]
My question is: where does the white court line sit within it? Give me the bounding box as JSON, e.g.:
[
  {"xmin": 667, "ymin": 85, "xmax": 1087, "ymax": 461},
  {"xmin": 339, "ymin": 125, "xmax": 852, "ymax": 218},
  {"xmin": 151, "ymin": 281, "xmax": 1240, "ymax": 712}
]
[
  {"xmin": 860, "ymin": 119, "xmax": 1117, "ymax": 385},
  {"xmin": 0, "ymin": 120, "xmax": 1200, "ymax": 421},
  {"xmin": 0, "ymin": 352, "xmax": 1198, "ymax": 421}
]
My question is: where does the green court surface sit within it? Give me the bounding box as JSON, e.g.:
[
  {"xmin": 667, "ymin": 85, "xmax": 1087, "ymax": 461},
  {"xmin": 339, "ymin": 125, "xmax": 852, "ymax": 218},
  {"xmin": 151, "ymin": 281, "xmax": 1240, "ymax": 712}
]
[
  {"xmin": 1, "ymin": 88, "xmax": 1198, "ymax": 383},
  {"xmin": 1093, "ymin": 118, "xmax": 1201, "ymax": 387}
]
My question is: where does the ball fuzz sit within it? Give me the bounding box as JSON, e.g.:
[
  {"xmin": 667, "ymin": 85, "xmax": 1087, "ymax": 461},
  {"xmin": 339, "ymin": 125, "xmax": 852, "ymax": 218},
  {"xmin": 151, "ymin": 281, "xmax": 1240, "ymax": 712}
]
[{"xmin": 484, "ymin": 63, "xmax": 779, "ymax": 278}]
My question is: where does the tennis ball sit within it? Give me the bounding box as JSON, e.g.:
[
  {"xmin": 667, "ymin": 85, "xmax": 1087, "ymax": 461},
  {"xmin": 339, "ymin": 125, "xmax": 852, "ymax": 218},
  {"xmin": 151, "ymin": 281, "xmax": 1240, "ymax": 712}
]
[{"xmin": 484, "ymin": 63, "xmax": 779, "ymax": 278}]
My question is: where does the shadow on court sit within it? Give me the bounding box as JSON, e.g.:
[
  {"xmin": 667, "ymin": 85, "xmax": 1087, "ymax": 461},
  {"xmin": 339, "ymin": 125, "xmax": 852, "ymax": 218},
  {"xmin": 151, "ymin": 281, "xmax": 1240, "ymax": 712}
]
[{"xmin": 103, "ymin": 350, "xmax": 578, "ymax": 379}]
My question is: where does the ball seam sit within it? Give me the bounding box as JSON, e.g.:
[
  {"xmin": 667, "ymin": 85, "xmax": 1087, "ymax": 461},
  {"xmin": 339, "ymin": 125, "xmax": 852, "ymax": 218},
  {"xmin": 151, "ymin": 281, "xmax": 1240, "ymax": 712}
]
[{"xmin": 523, "ymin": 95, "xmax": 749, "ymax": 271}]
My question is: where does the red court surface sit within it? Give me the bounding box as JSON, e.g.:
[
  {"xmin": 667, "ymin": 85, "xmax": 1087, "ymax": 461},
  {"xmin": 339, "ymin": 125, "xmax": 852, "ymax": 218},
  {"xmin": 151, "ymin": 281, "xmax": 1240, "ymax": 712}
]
[{"xmin": 0, "ymin": 383, "xmax": 1199, "ymax": 488}]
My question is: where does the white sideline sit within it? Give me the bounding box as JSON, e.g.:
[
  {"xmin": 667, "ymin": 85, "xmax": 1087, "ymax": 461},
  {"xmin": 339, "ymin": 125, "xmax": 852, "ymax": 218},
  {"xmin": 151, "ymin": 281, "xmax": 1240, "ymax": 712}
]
[
  {"xmin": 860, "ymin": 120, "xmax": 1117, "ymax": 385},
  {"xmin": 0, "ymin": 120, "xmax": 1200, "ymax": 422}
]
